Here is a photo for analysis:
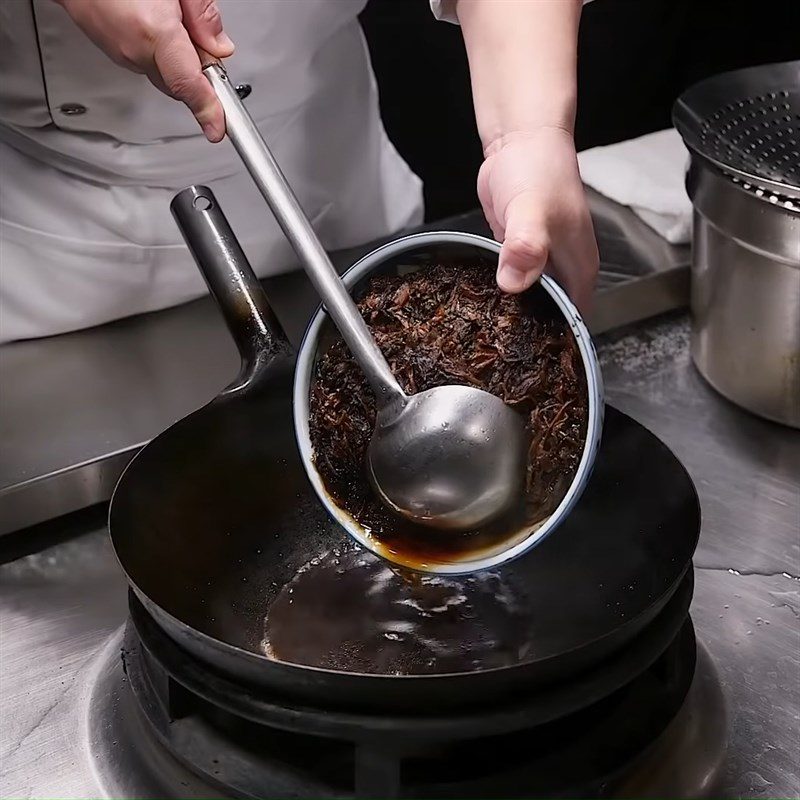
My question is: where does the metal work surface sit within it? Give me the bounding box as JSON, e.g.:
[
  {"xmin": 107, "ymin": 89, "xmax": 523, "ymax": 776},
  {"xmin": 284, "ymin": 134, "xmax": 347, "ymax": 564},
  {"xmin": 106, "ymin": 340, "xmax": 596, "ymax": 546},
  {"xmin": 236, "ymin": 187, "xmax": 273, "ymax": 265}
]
[
  {"xmin": 599, "ymin": 314, "xmax": 800, "ymax": 797},
  {"xmin": 0, "ymin": 190, "xmax": 688, "ymax": 534},
  {"xmin": 1, "ymin": 312, "xmax": 798, "ymax": 798}
]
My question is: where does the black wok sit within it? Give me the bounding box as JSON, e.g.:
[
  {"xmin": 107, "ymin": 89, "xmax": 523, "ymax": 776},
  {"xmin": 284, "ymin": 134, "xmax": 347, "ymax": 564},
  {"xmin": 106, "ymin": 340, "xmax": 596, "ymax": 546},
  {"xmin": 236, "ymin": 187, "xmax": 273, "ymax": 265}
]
[{"xmin": 109, "ymin": 187, "xmax": 700, "ymax": 713}]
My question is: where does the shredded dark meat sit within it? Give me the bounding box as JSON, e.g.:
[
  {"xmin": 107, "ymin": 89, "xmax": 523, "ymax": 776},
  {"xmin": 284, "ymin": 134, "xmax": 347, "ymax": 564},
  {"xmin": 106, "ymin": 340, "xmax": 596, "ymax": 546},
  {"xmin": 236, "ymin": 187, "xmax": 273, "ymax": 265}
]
[{"xmin": 309, "ymin": 264, "xmax": 588, "ymax": 550}]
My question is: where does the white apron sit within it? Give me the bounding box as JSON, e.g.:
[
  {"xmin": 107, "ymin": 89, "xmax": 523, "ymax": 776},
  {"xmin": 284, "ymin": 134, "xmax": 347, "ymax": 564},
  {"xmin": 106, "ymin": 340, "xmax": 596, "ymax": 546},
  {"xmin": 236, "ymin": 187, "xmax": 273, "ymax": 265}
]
[{"xmin": 0, "ymin": 0, "xmax": 424, "ymax": 343}]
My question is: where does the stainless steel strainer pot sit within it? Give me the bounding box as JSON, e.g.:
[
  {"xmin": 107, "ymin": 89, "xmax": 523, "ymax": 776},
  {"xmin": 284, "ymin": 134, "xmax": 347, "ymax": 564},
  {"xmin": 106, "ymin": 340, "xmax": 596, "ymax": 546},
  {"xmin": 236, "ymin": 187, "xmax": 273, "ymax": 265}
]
[{"xmin": 674, "ymin": 61, "xmax": 800, "ymax": 427}]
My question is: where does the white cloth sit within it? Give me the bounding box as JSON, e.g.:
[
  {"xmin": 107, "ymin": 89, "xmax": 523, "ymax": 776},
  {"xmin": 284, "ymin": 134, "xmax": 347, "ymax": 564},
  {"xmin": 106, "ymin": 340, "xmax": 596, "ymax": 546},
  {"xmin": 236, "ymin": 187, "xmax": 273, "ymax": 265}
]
[
  {"xmin": 577, "ymin": 128, "xmax": 692, "ymax": 244},
  {"xmin": 0, "ymin": 0, "xmax": 423, "ymax": 343}
]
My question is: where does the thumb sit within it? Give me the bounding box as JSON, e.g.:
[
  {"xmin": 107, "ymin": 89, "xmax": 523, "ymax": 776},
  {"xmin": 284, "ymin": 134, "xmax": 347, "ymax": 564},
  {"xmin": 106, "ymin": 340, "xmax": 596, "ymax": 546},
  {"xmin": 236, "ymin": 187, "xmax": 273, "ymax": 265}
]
[
  {"xmin": 496, "ymin": 208, "xmax": 549, "ymax": 294},
  {"xmin": 180, "ymin": 0, "xmax": 235, "ymax": 58}
]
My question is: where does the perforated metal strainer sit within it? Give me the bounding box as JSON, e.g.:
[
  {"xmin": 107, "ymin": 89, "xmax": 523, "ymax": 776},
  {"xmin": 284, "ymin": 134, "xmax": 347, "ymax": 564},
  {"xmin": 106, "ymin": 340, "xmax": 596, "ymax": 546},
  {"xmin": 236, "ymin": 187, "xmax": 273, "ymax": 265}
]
[{"xmin": 674, "ymin": 60, "xmax": 800, "ymax": 206}]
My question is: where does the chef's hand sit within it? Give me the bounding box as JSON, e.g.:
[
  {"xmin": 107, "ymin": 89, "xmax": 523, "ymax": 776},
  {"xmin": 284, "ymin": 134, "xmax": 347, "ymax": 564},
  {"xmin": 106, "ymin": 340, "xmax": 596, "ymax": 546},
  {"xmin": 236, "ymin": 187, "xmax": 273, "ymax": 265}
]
[
  {"xmin": 455, "ymin": 0, "xmax": 598, "ymax": 313},
  {"xmin": 478, "ymin": 127, "xmax": 599, "ymax": 313},
  {"xmin": 56, "ymin": 0, "xmax": 233, "ymax": 142}
]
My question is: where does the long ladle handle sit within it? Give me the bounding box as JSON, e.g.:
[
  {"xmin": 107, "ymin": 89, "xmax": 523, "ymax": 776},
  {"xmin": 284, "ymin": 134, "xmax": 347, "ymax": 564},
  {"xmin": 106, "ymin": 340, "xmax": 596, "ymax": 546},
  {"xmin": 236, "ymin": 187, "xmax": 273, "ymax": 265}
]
[{"xmin": 202, "ymin": 61, "xmax": 405, "ymax": 405}]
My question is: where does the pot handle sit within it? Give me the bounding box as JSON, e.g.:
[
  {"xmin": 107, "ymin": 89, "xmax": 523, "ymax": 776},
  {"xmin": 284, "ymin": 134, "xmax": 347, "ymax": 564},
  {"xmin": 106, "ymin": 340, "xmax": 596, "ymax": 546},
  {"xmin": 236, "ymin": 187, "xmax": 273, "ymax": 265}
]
[{"xmin": 171, "ymin": 185, "xmax": 292, "ymax": 391}]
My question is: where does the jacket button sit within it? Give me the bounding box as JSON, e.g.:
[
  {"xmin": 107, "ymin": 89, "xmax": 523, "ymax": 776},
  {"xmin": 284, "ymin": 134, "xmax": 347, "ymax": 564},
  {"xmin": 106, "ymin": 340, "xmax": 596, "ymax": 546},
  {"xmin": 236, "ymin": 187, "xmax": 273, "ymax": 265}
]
[{"xmin": 59, "ymin": 103, "xmax": 87, "ymax": 116}]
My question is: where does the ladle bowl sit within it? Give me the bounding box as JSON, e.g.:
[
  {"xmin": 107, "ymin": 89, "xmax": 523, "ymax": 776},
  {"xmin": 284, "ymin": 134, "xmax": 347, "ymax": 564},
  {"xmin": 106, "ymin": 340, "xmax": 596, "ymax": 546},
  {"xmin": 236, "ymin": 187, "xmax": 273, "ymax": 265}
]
[
  {"xmin": 368, "ymin": 384, "xmax": 527, "ymax": 530},
  {"xmin": 294, "ymin": 231, "xmax": 605, "ymax": 574}
]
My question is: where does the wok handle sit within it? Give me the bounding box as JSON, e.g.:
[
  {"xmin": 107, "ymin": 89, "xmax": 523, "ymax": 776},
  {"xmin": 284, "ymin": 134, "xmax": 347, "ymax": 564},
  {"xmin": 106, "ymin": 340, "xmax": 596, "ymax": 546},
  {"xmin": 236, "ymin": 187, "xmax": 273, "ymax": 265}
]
[{"xmin": 171, "ymin": 185, "xmax": 291, "ymax": 389}]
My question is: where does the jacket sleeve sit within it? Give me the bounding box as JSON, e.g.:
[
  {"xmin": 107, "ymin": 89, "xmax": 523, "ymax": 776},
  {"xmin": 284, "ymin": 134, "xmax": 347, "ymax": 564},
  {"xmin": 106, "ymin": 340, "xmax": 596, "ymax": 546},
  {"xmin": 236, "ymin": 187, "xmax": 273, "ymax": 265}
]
[{"xmin": 429, "ymin": 0, "xmax": 458, "ymax": 24}]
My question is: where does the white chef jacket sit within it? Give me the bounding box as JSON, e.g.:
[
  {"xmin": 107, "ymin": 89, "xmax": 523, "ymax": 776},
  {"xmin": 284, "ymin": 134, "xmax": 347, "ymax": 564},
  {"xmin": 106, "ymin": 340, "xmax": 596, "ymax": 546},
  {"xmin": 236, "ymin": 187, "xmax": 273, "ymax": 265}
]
[{"xmin": 0, "ymin": 0, "xmax": 431, "ymax": 343}]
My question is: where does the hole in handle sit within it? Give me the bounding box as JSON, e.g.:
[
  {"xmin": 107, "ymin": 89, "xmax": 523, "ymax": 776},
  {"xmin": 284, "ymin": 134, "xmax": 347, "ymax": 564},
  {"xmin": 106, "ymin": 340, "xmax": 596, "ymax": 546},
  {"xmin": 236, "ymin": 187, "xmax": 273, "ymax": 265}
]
[{"xmin": 193, "ymin": 195, "xmax": 213, "ymax": 211}]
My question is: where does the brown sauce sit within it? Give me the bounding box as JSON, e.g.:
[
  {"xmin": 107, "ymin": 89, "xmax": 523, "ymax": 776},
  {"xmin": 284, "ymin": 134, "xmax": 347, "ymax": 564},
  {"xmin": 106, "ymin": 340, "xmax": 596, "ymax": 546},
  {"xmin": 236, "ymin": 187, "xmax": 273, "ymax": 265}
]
[
  {"xmin": 354, "ymin": 501, "xmax": 539, "ymax": 572},
  {"xmin": 262, "ymin": 546, "xmax": 537, "ymax": 675}
]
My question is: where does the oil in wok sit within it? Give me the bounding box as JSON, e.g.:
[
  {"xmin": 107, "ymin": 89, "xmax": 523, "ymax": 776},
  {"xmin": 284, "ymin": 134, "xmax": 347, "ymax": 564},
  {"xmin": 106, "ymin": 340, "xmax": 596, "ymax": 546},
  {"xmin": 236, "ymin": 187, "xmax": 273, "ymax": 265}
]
[{"xmin": 262, "ymin": 544, "xmax": 538, "ymax": 675}]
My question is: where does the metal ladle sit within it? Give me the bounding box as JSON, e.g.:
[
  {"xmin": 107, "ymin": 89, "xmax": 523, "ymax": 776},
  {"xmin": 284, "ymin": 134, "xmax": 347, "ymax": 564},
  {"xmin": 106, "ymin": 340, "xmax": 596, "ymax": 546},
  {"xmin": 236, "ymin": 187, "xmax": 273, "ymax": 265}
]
[{"xmin": 202, "ymin": 61, "xmax": 527, "ymax": 530}]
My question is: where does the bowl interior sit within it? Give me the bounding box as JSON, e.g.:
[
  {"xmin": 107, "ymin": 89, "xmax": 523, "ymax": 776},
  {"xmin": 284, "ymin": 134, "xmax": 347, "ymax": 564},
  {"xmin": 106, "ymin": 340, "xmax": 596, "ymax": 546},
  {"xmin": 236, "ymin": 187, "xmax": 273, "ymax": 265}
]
[
  {"xmin": 294, "ymin": 232, "xmax": 603, "ymax": 573},
  {"xmin": 314, "ymin": 240, "xmax": 499, "ymax": 356}
]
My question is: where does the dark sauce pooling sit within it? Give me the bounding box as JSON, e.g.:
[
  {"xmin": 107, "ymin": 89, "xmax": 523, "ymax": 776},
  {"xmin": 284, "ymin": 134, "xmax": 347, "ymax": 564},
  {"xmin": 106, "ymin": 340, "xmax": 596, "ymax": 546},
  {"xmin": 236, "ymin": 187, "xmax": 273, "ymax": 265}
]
[
  {"xmin": 308, "ymin": 264, "xmax": 589, "ymax": 564},
  {"xmin": 263, "ymin": 546, "xmax": 537, "ymax": 675}
]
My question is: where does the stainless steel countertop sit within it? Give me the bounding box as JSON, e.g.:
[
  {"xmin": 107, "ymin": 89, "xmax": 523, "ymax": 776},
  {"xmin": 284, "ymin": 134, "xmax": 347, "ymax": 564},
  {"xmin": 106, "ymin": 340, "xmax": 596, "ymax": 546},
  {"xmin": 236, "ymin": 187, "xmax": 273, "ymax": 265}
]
[
  {"xmin": 599, "ymin": 315, "xmax": 800, "ymax": 797},
  {"xmin": 1, "ymin": 313, "xmax": 798, "ymax": 799},
  {"xmin": 0, "ymin": 189, "xmax": 689, "ymax": 534}
]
